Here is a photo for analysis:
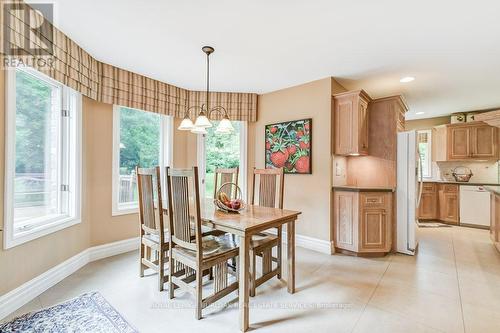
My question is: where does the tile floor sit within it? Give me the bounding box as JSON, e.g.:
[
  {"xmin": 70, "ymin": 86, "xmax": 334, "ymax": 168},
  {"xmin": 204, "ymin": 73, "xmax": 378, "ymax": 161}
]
[{"xmin": 3, "ymin": 226, "xmax": 500, "ymax": 332}]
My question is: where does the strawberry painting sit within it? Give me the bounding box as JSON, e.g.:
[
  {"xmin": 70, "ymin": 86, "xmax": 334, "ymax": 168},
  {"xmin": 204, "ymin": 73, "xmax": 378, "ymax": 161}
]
[{"xmin": 265, "ymin": 118, "xmax": 312, "ymax": 174}]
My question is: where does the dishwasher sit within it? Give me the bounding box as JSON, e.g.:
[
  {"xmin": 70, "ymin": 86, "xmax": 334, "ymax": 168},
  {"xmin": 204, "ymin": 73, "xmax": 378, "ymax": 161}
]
[{"xmin": 459, "ymin": 185, "xmax": 491, "ymax": 228}]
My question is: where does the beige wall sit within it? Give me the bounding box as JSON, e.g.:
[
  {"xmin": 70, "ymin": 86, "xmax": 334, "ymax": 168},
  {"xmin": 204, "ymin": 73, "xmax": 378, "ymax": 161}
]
[
  {"xmin": 406, "ymin": 116, "xmax": 450, "ymax": 130},
  {"xmin": 249, "ymin": 77, "xmax": 345, "ymax": 241}
]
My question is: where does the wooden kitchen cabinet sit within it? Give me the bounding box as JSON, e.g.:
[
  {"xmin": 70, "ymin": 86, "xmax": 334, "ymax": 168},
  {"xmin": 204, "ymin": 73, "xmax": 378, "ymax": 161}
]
[
  {"xmin": 434, "ymin": 122, "xmax": 498, "ymax": 161},
  {"xmin": 490, "ymin": 191, "xmax": 500, "ymax": 252},
  {"xmin": 334, "ymin": 189, "xmax": 392, "ymax": 255},
  {"xmin": 418, "ymin": 183, "xmax": 438, "ymax": 220},
  {"xmin": 438, "ymin": 184, "xmax": 459, "ymax": 224},
  {"xmin": 333, "ymin": 90, "xmax": 371, "ymax": 156},
  {"xmin": 471, "ymin": 124, "xmax": 497, "ymax": 159}
]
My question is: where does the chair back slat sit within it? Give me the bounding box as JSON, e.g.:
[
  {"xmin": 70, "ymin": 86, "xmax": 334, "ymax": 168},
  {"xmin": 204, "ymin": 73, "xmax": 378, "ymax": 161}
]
[
  {"xmin": 213, "ymin": 167, "xmax": 239, "ymax": 199},
  {"xmin": 166, "ymin": 167, "xmax": 203, "ymax": 256},
  {"xmin": 251, "ymin": 168, "xmax": 284, "ymax": 209},
  {"xmin": 136, "ymin": 167, "xmax": 164, "ymax": 240},
  {"xmin": 172, "ymin": 175, "xmax": 192, "ymax": 243}
]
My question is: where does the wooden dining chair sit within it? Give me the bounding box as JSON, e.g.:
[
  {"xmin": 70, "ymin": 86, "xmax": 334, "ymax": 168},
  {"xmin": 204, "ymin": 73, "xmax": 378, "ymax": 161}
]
[
  {"xmin": 213, "ymin": 167, "xmax": 239, "ymax": 199},
  {"xmin": 249, "ymin": 167, "xmax": 285, "ymax": 297},
  {"xmin": 213, "ymin": 167, "xmax": 239, "ymax": 264},
  {"xmin": 137, "ymin": 166, "xmax": 168, "ymax": 291},
  {"xmin": 166, "ymin": 166, "xmax": 239, "ymax": 319}
]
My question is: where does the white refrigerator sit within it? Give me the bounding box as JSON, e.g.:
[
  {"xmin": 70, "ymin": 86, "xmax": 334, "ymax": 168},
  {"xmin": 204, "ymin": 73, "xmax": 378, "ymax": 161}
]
[{"xmin": 396, "ymin": 130, "xmax": 423, "ymax": 255}]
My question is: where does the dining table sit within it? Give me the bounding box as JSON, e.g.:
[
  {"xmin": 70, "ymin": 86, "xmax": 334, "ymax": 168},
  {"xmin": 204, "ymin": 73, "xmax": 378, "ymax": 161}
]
[{"xmin": 164, "ymin": 198, "xmax": 301, "ymax": 332}]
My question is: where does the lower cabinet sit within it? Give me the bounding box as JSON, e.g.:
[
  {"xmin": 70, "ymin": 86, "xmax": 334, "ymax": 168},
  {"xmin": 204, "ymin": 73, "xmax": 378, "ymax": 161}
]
[
  {"xmin": 334, "ymin": 190, "xmax": 393, "ymax": 255},
  {"xmin": 438, "ymin": 186, "xmax": 459, "ymax": 224},
  {"xmin": 491, "ymin": 192, "xmax": 500, "ymax": 252},
  {"xmin": 417, "ymin": 183, "xmax": 459, "ymax": 224},
  {"xmin": 418, "ymin": 183, "xmax": 438, "ymax": 219}
]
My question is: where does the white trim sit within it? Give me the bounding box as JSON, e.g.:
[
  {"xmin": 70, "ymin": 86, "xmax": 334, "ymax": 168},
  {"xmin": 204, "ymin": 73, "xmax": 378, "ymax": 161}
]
[
  {"xmin": 239, "ymin": 122, "xmax": 248, "ymax": 202},
  {"xmin": 417, "ymin": 129, "xmax": 432, "ymax": 179},
  {"xmin": 295, "ymin": 234, "xmax": 331, "ymax": 254},
  {"xmin": 3, "ymin": 68, "xmax": 82, "ymax": 249},
  {"xmin": 266, "ymin": 228, "xmax": 331, "ymax": 254},
  {"xmin": 196, "ymin": 132, "xmax": 206, "ymax": 201},
  {"xmin": 0, "ymin": 237, "xmax": 139, "ymax": 321}
]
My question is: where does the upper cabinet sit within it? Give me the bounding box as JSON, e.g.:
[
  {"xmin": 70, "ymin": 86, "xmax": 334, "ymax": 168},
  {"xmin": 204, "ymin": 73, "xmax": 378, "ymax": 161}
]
[
  {"xmin": 333, "ymin": 90, "xmax": 371, "ymax": 156},
  {"xmin": 434, "ymin": 122, "xmax": 498, "ymax": 161}
]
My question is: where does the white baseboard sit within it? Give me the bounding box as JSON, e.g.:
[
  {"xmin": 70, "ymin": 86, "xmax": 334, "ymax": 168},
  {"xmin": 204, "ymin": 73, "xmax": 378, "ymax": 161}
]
[
  {"xmin": 265, "ymin": 229, "xmax": 331, "ymax": 254},
  {"xmin": 295, "ymin": 234, "xmax": 331, "ymax": 254},
  {"xmin": 0, "ymin": 237, "xmax": 139, "ymax": 321}
]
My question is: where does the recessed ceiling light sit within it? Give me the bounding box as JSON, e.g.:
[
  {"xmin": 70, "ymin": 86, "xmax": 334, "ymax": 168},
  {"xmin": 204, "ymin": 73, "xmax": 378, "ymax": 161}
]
[
  {"xmin": 416, "ymin": 111, "xmax": 425, "ymax": 115},
  {"xmin": 400, "ymin": 76, "xmax": 415, "ymax": 83}
]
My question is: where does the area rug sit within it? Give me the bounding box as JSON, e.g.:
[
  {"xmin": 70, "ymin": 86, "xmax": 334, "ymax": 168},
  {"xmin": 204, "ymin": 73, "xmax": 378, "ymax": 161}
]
[{"xmin": 0, "ymin": 292, "xmax": 137, "ymax": 333}]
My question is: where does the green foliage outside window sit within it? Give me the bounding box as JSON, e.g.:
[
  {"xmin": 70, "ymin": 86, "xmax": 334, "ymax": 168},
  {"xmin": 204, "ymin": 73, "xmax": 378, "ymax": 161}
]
[
  {"xmin": 15, "ymin": 70, "xmax": 52, "ymax": 174},
  {"xmin": 119, "ymin": 107, "xmax": 160, "ymax": 174}
]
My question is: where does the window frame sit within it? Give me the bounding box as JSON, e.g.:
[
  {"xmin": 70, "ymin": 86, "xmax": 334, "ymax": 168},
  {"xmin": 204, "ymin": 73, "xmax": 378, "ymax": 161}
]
[
  {"xmin": 417, "ymin": 129, "xmax": 433, "ymax": 179},
  {"xmin": 111, "ymin": 105, "xmax": 173, "ymax": 216},
  {"xmin": 3, "ymin": 67, "xmax": 82, "ymax": 249}
]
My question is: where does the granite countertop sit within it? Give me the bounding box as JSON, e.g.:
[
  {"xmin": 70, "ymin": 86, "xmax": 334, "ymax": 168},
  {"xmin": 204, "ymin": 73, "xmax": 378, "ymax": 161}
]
[
  {"xmin": 485, "ymin": 186, "xmax": 500, "ymax": 195},
  {"xmin": 423, "ymin": 180, "xmax": 500, "ymax": 186},
  {"xmin": 333, "ymin": 185, "xmax": 395, "ymax": 192}
]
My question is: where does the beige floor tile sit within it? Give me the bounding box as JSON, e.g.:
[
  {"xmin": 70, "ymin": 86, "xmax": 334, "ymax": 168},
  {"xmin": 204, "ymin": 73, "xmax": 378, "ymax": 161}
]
[
  {"xmin": 368, "ymin": 282, "xmax": 464, "ymax": 332},
  {"xmin": 378, "ymin": 261, "xmax": 460, "ymax": 300},
  {"xmin": 462, "ymin": 301, "xmax": 500, "ymax": 333},
  {"xmin": 4, "ymin": 225, "xmax": 500, "ymax": 332},
  {"xmin": 353, "ymin": 305, "xmax": 442, "ymax": 333}
]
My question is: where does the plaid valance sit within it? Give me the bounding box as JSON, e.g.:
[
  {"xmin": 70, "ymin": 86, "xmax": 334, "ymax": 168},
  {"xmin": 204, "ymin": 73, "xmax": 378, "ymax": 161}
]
[{"xmin": 0, "ymin": 0, "xmax": 258, "ymax": 121}]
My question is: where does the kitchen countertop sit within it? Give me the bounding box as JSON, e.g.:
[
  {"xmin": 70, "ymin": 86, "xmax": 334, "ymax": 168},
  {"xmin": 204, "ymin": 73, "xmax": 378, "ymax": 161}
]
[
  {"xmin": 485, "ymin": 186, "xmax": 500, "ymax": 195},
  {"xmin": 333, "ymin": 185, "xmax": 395, "ymax": 192},
  {"xmin": 423, "ymin": 180, "xmax": 500, "ymax": 186}
]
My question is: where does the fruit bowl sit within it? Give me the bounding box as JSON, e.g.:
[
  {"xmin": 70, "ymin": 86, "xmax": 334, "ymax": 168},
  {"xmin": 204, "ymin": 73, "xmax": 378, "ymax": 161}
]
[{"xmin": 214, "ymin": 182, "xmax": 245, "ymax": 213}]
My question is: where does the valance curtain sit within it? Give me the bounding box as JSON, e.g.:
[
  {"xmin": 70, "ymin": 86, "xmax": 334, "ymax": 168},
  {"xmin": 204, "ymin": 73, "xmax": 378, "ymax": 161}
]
[{"xmin": 0, "ymin": 0, "xmax": 258, "ymax": 121}]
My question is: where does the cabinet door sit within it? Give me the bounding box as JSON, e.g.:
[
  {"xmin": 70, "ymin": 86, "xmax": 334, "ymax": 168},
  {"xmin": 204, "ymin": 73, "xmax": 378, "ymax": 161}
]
[
  {"xmin": 360, "ymin": 208, "xmax": 388, "ymax": 251},
  {"xmin": 359, "ymin": 192, "xmax": 392, "ymax": 252},
  {"xmin": 418, "ymin": 193, "xmax": 437, "ymax": 219},
  {"xmin": 358, "ymin": 98, "xmax": 369, "ymax": 155},
  {"xmin": 334, "ymin": 96, "xmax": 355, "ymax": 155},
  {"xmin": 334, "ymin": 191, "xmax": 358, "ymax": 251},
  {"xmin": 471, "ymin": 125, "xmax": 497, "ymax": 159},
  {"xmin": 448, "ymin": 127, "xmax": 470, "ymax": 159},
  {"xmin": 439, "ymin": 192, "xmax": 459, "ymax": 224}
]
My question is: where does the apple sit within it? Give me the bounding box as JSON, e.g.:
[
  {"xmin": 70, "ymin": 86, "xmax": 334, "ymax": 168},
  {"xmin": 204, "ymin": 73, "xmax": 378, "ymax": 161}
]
[{"xmin": 231, "ymin": 200, "xmax": 241, "ymax": 210}]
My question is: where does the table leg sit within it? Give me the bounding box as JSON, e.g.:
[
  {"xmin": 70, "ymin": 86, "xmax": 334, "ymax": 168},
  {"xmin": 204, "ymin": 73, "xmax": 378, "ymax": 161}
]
[
  {"xmin": 287, "ymin": 219, "xmax": 296, "ymax": 294},
  {"xmin": 239, "ymin": 234, "xmax": 250, "ymax": 332}
]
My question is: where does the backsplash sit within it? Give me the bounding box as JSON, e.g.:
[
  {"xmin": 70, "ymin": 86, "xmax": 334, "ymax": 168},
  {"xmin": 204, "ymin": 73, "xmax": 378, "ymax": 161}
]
[{"xmin": 433, "ymin": 161, "xmax": 499, "ymax": 184}]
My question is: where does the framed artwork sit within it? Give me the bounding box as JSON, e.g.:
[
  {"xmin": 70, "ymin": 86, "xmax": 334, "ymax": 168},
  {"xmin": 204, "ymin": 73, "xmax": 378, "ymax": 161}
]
[{"xmin": 265, "ymin": 118, "xmax": 312, "ymax": 174}]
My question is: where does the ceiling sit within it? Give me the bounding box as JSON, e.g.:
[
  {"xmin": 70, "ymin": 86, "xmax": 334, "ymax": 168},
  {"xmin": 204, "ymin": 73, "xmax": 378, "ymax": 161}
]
[{"xmin": 48, "ymin": 0, "xmax": 500, "ymax": 119}]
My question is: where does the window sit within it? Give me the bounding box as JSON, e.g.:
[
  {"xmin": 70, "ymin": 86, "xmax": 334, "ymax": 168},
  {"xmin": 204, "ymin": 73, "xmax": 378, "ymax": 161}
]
[
  {"xmin": 417, "ymin": 129, "xmax": 432, "ymax": 178},
  {"xmin": 197, "ymin": 121, "xmax": 247, "ymax": 201},
  {"xmin": 112, "ymin": 106, "xmax": 172, "ymax": 215},
  {"xmin": 4, "ymin": 68, "xmax": 82, "ymax": 249}
]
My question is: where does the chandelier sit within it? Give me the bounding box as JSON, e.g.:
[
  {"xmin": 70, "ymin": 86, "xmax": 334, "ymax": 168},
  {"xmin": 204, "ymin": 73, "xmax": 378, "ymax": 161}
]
[{"xmin": 177, "ymin": 46, "xmax": 234, "ymax": 135}]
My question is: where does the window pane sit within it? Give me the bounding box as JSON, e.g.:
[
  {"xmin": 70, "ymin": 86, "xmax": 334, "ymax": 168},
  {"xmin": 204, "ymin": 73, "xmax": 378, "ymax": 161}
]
[
  {"xmin": 14, "ymin": 70, "xmax": 62, "ymax": 226},
  {"xmin": 118, "ymin": 107, "xmax": 160, "ymax": 205},
  {"xmin": 205, "ymin": 121, "xmax": 241, "ymax": 198},
  {"xmin": 417, "ymin": 130, "xmax": 432, "ymax": 178}
]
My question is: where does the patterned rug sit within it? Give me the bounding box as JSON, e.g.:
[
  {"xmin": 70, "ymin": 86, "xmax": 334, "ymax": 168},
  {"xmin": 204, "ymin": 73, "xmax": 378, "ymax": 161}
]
[{"xmin": 0, "ymin": 292, "xmax": 138, "ymax": 333}]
